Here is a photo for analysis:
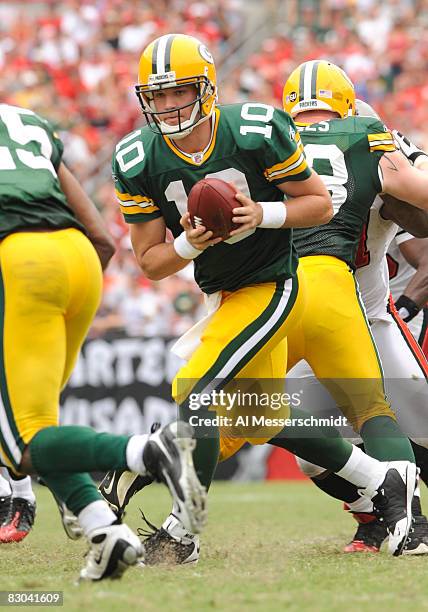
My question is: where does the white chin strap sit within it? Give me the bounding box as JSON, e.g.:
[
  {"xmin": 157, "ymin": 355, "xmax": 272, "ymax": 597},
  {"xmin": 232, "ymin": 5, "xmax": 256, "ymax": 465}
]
[{"xmin": 148, "ymin": 99, "xmax": 211, "ymax": 139}]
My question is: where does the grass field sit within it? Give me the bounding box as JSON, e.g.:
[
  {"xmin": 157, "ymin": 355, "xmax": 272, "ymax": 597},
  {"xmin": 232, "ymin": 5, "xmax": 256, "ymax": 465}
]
[{"xmin": 1, "ymin": 481, "xmax": 428, "ymax": 611}]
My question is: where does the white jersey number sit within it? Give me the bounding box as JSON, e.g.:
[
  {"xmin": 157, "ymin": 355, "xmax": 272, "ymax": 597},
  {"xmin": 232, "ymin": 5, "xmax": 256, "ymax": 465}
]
[
  {"xmin": 0, "ymin": 105, "xmax": 56, "ymax": 176},
  {"xmin": 165, "ymin": 168, "xmax": 255, "ymax": 245},
  {"xmin": 303, "ymin": 143, "xmax": 348, "ymax": 214}
]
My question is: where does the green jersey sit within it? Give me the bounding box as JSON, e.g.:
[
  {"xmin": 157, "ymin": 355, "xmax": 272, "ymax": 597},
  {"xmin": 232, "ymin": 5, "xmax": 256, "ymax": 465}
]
[
  {"xmin": 294, "ymin": 116, "xmax": 395, "ymax": 268},
  {"xmin": 113, "ymin": 103, "xmax": 311, "ymax": 294},
  {"xmin": 0, "ymin": 104, "xmax": 83, "ymax": 239}
]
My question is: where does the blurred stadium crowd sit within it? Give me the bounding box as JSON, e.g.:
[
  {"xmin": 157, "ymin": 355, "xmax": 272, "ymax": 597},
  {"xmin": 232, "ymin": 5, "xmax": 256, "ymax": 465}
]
[{"xmin": 1, "ymin": 0, "xmax": 426, "ymax": 337}]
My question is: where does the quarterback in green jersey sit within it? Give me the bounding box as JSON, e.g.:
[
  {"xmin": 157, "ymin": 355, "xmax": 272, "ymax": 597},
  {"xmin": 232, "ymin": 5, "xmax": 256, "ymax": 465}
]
[{"xmin": 102, "ymin": 35, "xmax": 422, "ymax": 564}]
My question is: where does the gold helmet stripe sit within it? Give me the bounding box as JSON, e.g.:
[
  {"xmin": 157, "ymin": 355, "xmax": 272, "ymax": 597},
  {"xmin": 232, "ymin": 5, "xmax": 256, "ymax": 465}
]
[{"xmin": 151, "ymin": 34, "xmax": 176, "ymax": 74}]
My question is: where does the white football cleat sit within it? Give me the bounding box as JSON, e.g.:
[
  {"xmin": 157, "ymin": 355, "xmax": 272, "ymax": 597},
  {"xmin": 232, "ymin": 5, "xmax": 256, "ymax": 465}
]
[
  {"xmin": 142, "ymin": 421, "xmax": 207, "ymax": 534},
  {"xmin": 79, "ymin": 523, "xmax": 143, "ymax": 582}
]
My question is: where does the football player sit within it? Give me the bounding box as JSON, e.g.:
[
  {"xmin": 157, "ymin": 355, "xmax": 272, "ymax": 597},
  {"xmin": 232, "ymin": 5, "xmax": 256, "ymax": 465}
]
[
  {"xmin": 102, "ymin": 37, "xmax": 421, "ymax": 562},
  {"xmin": 0, "ymin": 102, "xmax": 206, "ymax": 580},
  {"xmin": 388, "ymin": 232, "xmax": 428, "ymax": 355},
  {"xmin": 282, "ymin": 92, "xmax": 428, "ymax": 554}
]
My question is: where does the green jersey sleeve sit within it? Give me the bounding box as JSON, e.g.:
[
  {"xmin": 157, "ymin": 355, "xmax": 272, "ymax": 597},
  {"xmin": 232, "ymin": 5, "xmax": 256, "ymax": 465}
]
[
  {"xmin": 261, "ymin": 110, "xmax": 311, "ymax": 185},
  {"xmin": 39, "ymin": 117, "xmax": 64, "ymax": 170},
  {"xmin": 365, "ymin": 118, "xmax": 396, "ymax": 194},
  {"xmin": 112, "ymin": 147, "xmax": 161, "ymax": 224}
]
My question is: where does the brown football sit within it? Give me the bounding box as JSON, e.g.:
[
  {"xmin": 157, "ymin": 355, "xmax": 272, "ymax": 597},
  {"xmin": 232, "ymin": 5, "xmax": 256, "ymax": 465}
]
[{"xmin": 188, "ymin": 178, "xmax": 241, "ymax": 240}]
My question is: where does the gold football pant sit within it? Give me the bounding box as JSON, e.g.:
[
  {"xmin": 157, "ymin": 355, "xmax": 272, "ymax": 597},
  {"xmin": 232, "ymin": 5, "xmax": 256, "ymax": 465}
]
[
  {"xmin": 173, "ymin": 272, "xmax": 306, "ymax": 454},
  {"xmin": 0, "ymin": 228, "xmax": 102, "ymax": 470},
  {"xmin": 218, "ymin": 255, "xmax": 395, "ymax": 461}
]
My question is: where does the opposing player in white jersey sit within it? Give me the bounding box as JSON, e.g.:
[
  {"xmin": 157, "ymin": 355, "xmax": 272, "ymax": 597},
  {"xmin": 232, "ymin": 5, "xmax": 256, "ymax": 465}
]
[
  {"xmin": 293, "ymin": 100, "xmax": 428, "ymax": 554},
  {"xmin": 387, "ymin": 232, "xmax": 428, "ymax": 353}
]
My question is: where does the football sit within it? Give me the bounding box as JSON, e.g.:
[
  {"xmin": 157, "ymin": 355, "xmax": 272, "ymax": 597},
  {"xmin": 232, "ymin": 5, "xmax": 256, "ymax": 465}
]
[{"xmin": 187, "ymin": 177, "xmax": 241, "ymax": 239}]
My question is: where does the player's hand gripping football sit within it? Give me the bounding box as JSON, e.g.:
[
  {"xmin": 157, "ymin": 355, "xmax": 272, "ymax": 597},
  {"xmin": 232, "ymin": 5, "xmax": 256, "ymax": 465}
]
[
  {"xmin": 229, "ymin": 192, "xmax": 263, "ymax": 236},
  {"xmin": 180, "ymin": 213, "xmax": 223, "ymax": 250}
]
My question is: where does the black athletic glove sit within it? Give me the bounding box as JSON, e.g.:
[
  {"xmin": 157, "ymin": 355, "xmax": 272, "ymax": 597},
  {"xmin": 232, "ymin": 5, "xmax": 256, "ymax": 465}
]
[{"xmin": 395, "ymin": 294, "xmax": 420, "ymax": 322}]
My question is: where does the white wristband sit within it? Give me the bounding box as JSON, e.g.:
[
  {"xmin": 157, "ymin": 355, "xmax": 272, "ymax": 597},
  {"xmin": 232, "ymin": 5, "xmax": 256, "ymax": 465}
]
[
  {"xmin": 414, "ymin": 154, "xmax": 428, "ymax": 169},
  {"xmin": 258, "ymin": 202, "xmax": 287, "ymax": 229},
  {"xmin": 173, "ymin": 232, "xmax": 201, "ymax": 260}
]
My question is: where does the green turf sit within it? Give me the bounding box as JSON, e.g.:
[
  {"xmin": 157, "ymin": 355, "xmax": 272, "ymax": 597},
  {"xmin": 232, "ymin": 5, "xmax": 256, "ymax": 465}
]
[{"xmin": 0, "ymin": 481, "xmax": 427, "ymax": 611}]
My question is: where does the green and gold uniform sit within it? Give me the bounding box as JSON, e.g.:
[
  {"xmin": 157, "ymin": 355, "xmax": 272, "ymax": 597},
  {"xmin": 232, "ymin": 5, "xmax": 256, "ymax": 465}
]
[
  {"xmin": 286, "ymin": 116, "xmax": 398, "ymax": 434},
  {"xmin": 114, "ymin": 103, "xmax": 310, "ymax": 442},
  {"xmin": 0, "ymin": 104, "xmax": 101, "ymax": 470}
]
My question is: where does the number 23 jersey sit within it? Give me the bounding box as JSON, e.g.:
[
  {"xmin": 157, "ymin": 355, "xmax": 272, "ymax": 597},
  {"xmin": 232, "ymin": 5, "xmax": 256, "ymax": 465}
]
[
  {"xmin": 293, "ymin": 116, "xmax": 395, "ymax": 268},
  {"xmin": 112, "ymin": 103, "xmax": 311, "ymax": 294}
]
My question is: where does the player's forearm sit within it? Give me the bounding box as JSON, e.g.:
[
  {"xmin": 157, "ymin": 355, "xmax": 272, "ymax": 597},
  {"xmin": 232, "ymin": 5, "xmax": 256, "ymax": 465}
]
[
  {"xmin": 138, "ymin": 241, "xmax": 191, "ymax": 280},
  {"xmin": 380, "ymin": 196, "xmax": 428, "ymax": 238},
  {"xmin": 57, "ymin": 163, "xmax": 115, "ymax": 269},
  {"xmin": 400, "ymin": 260, "xmax": 428, "ymax": 307},
  {"xmin": 283, "ymin": 195, "xmax": 333, "ymax": 228}
]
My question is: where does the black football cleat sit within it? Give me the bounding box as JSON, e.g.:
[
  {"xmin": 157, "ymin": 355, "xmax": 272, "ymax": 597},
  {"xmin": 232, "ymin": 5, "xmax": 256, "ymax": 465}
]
[
  {"xmin": 371, "ymin": 461, "xmax": 417, "ymax": 556},
  {"xmin": 402, "ymin": 514, "xmax": 428, "ymax": 555},
  {"xmin": 0, "ymin": 497, "xmax": 36, "ymax": 543},
  {"xmin": 98, "ymin": 470, "xmax": 153, "ymax": 519},
  {"xmin": 343, "ymin": 514, "xmax": 387, "ymax": 553}
]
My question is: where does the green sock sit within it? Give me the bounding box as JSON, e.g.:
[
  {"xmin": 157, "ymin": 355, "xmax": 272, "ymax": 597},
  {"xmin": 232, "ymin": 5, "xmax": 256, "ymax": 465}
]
[
  {"xmin": 42, "ymin": 473, "xmax": 102, "ymax": 516},
  {"xmin": 268, "ymin": 407, "xmax": 353, "ymax": 472},
  {"xmin": 30, "ymin": 426, "xmax": 129, "ymax": 475},
  {"xmin": 360, "ymin": 416, "xmax": 415, "ymax": 462},
  {"xmin": 179, "ymin": 405, "xmax": 219, "ymax": 490},
  {"xmin": 192, "ymin": 436, "xmax": 220, "ymax": 490}
]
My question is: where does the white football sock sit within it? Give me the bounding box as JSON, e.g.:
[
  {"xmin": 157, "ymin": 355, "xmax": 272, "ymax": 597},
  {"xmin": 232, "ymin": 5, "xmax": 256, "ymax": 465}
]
[
  {"xmin": 78, "ymin": 500, "xmax": 118, "ymax": 537},
  {"xmin": 0, "ymin": 474, "xmax": 11, "ymax": 498},
  {"xmin": 126, "ymin": 434, "xmax": 149, "ymax": 474},
  {"xmin": 336, "ymin": 446, "xmax": 387, "ymax": 498},
  {"xmin": 346, "ymin": 495, "xmax": 374, "ymax": 514},
  {"xmin": 9, "ymin": 475, "xmax": 35, "ymax": 503}
]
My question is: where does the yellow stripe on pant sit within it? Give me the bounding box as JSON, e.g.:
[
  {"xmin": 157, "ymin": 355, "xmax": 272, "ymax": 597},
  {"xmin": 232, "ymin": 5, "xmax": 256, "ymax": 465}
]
[
  {"xmin": 0, "ymin": 228, "xmax": 102, "ymax": 470},
  {"xmin": 173, "ymin": 269, "xmax": 306, "ymax": 457}
]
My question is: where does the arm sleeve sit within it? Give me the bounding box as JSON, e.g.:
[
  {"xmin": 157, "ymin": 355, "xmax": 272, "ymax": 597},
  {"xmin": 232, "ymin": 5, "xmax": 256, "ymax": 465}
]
[
  {"xmin": 112, "ymin": 156, "xmax": 162, "ymax": 224},
  {"xmin": 262, "ymin": 111, "xmax": 311, "ymax": 185}
]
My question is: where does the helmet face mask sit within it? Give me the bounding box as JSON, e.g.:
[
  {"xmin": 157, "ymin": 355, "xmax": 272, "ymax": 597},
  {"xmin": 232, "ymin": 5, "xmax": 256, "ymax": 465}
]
[
  {"xmin": 283, "ymin": 60, "xmax": 355, "ymax": 121},
  {"xmin": 136, "ymin": 75, "xmax": 214, "ymax": 139},
  {"xmin": 136, "ymin": 34, "xmax": 217, "ymax": 140}
]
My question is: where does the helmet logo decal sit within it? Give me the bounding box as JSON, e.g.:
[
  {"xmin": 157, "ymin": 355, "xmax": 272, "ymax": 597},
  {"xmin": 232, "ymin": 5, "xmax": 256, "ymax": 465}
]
[
  {"xmin": 198, "ymin": 44, "xmax": 214, "ymax": 64},
  {"xmin": 288, "ymin": 91, "xmax": 297, "ymax": 102},
  {"xmin": 148, "ymin": 71, "xmax": 176, "ymax": 86}
]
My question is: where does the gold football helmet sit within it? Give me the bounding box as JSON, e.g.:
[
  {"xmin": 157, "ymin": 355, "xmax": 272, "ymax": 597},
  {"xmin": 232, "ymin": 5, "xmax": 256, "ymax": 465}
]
[
  {"xmin": 283, "ymin": 60, "xmax": 355, "ymax": 119},
  {"xmin": 136, "ymin": 34, "xmax": 217, "ymax": 139}
]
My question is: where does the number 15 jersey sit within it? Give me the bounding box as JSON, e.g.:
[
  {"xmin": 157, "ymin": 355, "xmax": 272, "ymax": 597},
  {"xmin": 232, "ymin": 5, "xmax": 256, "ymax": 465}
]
[{"xmin": 112, "ymin": 103, "xmax": 311, "ymax": 294}]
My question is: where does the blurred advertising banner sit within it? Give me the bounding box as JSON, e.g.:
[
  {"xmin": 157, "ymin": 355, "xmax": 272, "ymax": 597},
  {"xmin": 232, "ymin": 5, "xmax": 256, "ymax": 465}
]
[{"xmin": 60, "ymin": 332, "xmax": 305, "ymax": 481}]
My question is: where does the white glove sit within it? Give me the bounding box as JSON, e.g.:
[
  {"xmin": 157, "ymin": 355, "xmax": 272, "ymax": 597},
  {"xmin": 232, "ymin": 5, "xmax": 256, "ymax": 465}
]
[{"xmin": 392, "ymin": 129, "xmax": 428, "ymax": 166}]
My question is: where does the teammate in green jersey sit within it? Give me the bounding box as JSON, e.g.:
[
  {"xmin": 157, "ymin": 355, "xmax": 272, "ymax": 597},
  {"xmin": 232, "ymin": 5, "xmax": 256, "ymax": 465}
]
[
  {"xmin": 0, "ymin": 102, "xmax": 207, "ymax": 581},
  {"xmin": 102, "ymin": 34, "xmax": 422, "ymax": 563}
]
